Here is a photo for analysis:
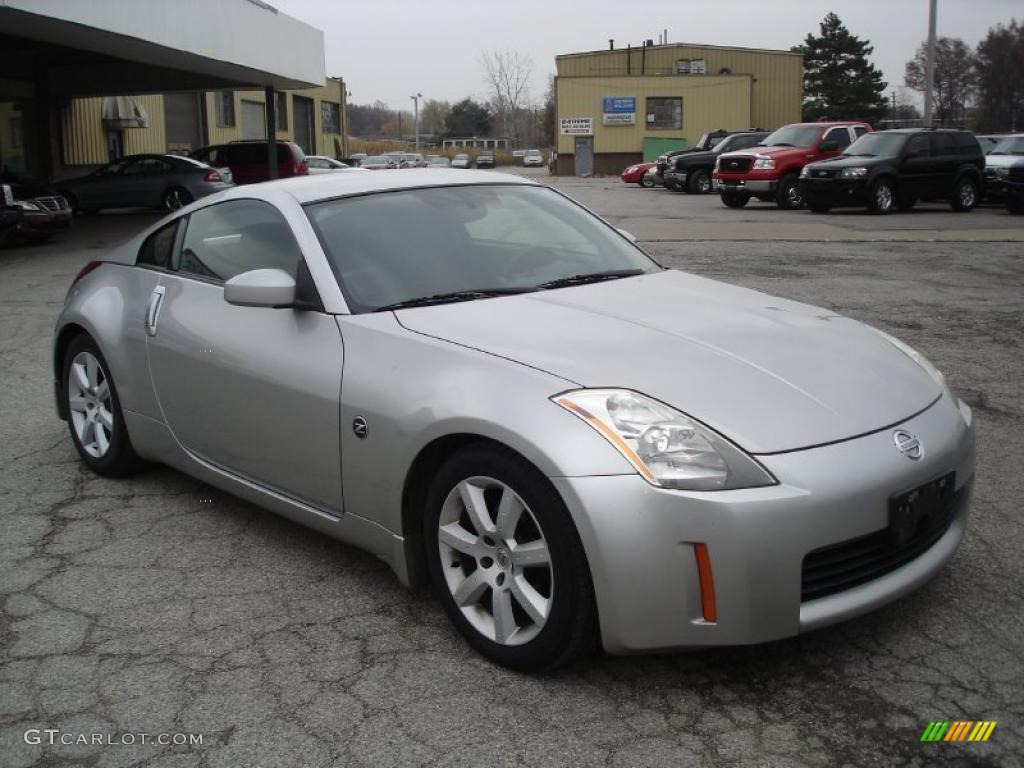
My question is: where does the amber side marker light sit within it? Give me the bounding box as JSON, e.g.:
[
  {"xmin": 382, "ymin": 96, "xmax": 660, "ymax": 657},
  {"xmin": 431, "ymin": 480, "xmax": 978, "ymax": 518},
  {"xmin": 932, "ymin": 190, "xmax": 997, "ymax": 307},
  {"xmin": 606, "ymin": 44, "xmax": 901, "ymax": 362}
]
[{"xmin": 694, "ymin": 543, "xmax": 717, "ymax": 623}]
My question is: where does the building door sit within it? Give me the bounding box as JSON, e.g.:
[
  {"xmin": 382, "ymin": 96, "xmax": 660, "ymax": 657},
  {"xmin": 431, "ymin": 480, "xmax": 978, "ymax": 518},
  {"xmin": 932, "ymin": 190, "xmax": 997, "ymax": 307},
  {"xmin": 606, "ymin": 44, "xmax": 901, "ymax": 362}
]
[
  {"xmin": 240, "ymin": 100, "xmax": 266, "ymax": 140},
  {"xmin": 574, "ymin": 135, "xmax": 593, "ymax": 176},
  {"xmin": 292, "ymin": 96, "xmax": 314, "ymax": 154},
  {"xmin": 106, "ymin": 130, "xmax": 124, "ymax": 161},
  {"xmin": 164, "ymin": 92, "xmax": 204, "ymax": 153}
]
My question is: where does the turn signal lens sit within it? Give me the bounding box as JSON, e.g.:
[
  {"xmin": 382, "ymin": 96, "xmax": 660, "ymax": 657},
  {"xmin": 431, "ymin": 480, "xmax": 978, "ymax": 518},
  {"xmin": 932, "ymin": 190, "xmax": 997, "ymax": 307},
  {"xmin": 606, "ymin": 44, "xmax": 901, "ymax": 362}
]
[{"xmin": 694, "ymin": 543, "xmax": 717, "ymax": 622}]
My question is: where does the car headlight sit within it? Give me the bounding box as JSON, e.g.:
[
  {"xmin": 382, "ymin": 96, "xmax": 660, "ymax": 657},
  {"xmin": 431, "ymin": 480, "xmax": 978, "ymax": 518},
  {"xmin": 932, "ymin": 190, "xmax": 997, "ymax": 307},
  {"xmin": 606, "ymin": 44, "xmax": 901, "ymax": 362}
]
[
  {"xmin": 874, "ymin": 330, "xmax": 956, "ymax": 403},
  {"xmin": 995, "ymin": 167, "xmax": 1009, "ymax": 179},
  {"xmin": 752, "ymin": 156, "xmax": 775, "ymax": 170},
  {"xmin": 799, "ymin": 166, "xmax": 812, "ymax": 178},
  {"xmin": 15, "ymin": 200, "xmax": 41, "ymax": 211},
  {"xmin": 841, "ymin": 167, "xmax": 869, "ymax": 178},
  {"xmin": 552, "ymin": 389, "xmax": 776, "ymax": 491}
]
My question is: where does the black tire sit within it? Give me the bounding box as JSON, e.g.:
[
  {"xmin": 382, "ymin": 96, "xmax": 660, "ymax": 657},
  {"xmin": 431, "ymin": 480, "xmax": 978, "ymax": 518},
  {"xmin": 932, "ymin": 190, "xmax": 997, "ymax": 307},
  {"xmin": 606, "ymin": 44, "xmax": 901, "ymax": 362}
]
[
  {"xmin": 867, "ymin": 178, "xmax": 896, "ymax": 215},
  {"xmin": 775, "ymin": 173, "xmax": 803, "ymax": 210},
  {"xmin": 950, "ymin": 176, "xmax": 978, "ymax": 212},
  {"xmin": 808, "ymin": 202, "xmax": 832, "ymax": 214},
  {"xmin": 687, "ymin": 169, "xmax": 712, "ymax": 194},
  {"xmin": 62, "ymin": 334, "xmax": 145, "ymax": 477},
  {"xmin": 639, "ymin": 175, "xmax": 655, "ymax": 188},
  {"xmin": 163, "ymin": 187, "xmax": 193, "ymax": 211},
  {"xmin": 721, "ymin": 191, "xmax": 749, "ymax": 208},
  {"xmin": 424, "ymin": 444, "xmax": 597, "ymax": 672}
]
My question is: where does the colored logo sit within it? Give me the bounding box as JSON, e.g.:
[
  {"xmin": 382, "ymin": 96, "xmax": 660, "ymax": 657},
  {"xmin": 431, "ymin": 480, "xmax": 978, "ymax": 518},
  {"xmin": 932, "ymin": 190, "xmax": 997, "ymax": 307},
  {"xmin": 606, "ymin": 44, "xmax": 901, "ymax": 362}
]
[{"xmin": 920, "ymin": 721, "xmax": 997, "ymax": 742}]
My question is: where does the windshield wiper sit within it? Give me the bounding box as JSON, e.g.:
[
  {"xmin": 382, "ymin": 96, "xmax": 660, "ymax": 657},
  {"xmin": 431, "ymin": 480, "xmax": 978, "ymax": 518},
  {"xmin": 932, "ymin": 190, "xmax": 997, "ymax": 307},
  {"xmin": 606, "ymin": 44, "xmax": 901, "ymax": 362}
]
[
  {"xmin": 535, "ymin": 269, "xmax": 645, "ymax": 291},
  {"xmin": 374, "ymin": 287, "xmax": 533, "ymax": 312}
]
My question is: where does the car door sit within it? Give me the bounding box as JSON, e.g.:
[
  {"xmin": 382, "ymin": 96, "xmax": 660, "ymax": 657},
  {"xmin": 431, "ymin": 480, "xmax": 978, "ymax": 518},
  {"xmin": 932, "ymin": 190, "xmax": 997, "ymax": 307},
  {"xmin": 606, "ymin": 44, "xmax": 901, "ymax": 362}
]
[
  {"xmin": 928, "ymin": 133, "xmax": 958, "ymax": 196},
  {"xmin": 899, "ymin": 134, "xmax": 932, "ymax": 198},
  {"xmin": 80, "ymin": 161, "xmax": 129, "ymax": 208},
  {"xmin": 820, "ymin": 127, "xmax": 852, "ymax": 159},
  {"xmin": 118, "ymin": 157, "xmax": 172, "ymax": 208},
  {"xmin": 144, "ymin": 198, "xmax": 344, "ymax": 513}
]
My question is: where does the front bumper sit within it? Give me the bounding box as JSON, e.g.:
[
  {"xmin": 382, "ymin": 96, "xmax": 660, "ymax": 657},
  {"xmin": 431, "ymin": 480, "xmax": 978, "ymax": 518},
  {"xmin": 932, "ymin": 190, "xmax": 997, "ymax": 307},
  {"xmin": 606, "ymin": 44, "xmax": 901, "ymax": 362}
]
[
  {"xmin": 553, "ymin": 394, "xmax": 975, "ymax": 654},
  {"xmin": 799, "ymin": 178, "xmax": 870, "ymax": 206},
  {"xmin": 713, "ymin": 177, "xmax": 776, "ymax": 193},
  {"xmin": 17, "ymin": 211, "xmax": 73, "ymax": 234}
]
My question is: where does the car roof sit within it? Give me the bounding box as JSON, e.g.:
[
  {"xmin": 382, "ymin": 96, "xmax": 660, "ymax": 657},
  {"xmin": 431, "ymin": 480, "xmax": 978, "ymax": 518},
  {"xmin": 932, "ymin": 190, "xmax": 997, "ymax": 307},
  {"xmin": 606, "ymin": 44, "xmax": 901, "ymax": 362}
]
[{"xmin": 213, "ymin": 168, "xmax": 538, "ymax": 205}]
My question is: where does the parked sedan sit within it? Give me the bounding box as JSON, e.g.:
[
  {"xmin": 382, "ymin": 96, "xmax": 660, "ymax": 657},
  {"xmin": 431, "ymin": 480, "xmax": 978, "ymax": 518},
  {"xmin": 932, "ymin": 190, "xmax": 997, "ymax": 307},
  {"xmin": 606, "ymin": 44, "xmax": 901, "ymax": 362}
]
[
  {"xmin": 620, "ymin": 161, "xmax": 656, "ymax": 186},
  {"xmin": 426, "ymin": 156, "xmax": 452, "ymax": 168},
  {"xmin": 54, "ymin": 170, "xmax": 975, "ymax": 672},
  {"xmin": 7, "ymin": 180, "xmax": 73, "ymax": 240},
  {"xmin": 476, "ymin": 151, "xmax": 496, "ymax": 169},
  {"xmin": 58, "ymin": 154, "xmax": 234, "ymax": 213},
  {"xmin": 523, "ymin": 149, "xmax": 544, "ymax": 167},
  {"xmin": 305, "ymin": 156, "xmax": 366, "ymax": 174},
  {"xmin": 981, "ymin": 134, "xmax": 1024, "ymax": 200},
  {"xmin": 360, "ymin": 155, "xmax": 398, "ymax": 170},
  {"xmin": 451, "ymin": 153, "xmax": 471, "ymax": 169}
]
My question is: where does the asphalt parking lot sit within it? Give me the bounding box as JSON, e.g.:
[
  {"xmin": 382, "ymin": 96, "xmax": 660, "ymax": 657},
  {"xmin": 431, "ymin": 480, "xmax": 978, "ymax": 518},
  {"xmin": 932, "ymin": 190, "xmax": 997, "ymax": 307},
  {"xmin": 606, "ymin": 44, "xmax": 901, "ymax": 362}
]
[{"xmin": 1, "ymin": 174, "xmax": 1022, "ymax": 767}]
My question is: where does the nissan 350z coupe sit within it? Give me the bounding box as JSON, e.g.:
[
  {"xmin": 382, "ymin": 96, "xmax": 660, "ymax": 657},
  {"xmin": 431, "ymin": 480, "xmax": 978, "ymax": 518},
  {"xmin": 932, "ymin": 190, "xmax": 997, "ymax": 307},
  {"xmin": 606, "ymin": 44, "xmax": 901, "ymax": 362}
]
[{"xmin": 53, "ymin": 170, "xmax": 975, "ymax": 671}]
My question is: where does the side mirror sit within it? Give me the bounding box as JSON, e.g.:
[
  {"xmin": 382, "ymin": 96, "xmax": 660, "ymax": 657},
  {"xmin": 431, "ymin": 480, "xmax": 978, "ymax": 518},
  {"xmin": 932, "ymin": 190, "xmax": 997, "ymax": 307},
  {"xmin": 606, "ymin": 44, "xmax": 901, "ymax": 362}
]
[
  {"xmin": 224, "ymin": 268, "xmax": 296, "ymax": 308},
  {"xmin": 617, "ymin": 228, "xmax": 637, "ymax": 243},
  {"xmin": 1, "ymin": 184, "xmax": 12, "ymax": 206},
  {"xmin": 819, "ymin": 140, "xmax": 839, "ymax": 152}
]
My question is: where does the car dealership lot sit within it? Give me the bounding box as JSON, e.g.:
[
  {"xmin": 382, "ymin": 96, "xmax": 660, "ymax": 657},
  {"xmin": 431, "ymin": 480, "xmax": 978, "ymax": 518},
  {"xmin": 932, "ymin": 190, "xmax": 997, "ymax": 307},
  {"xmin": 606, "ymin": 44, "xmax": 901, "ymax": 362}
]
[{"xmin": 2, "ymin": 186, "xmax": 1022, "ymax": 766}]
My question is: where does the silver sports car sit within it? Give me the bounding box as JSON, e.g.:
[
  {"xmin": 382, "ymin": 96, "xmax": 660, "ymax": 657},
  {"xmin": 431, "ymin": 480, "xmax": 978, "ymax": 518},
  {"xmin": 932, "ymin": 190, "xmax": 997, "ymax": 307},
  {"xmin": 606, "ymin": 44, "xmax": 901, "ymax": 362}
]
[{"xmin": 54, "ymin": 170, "xmax": 975, "ymax": 671}]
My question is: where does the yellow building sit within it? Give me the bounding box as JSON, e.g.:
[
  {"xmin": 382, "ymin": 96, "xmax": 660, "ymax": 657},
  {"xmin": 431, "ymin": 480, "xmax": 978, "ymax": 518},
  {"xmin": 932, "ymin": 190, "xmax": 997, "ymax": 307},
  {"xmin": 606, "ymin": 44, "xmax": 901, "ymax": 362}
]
[
  {"xmin": 59, "ymin": 79, "xmax": 348, "ymax": 172},
  {"xmin": 555, "ymin": 43, "xmax": 802, "ymax": 175}
]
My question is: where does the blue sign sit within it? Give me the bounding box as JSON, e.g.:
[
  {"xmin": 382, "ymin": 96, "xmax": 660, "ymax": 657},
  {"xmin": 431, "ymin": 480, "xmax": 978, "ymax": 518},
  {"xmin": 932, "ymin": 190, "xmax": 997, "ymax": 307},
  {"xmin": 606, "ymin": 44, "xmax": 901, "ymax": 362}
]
[{"xmin": 602, "ymin": 97, "xmax": 636, "ymax": 114}]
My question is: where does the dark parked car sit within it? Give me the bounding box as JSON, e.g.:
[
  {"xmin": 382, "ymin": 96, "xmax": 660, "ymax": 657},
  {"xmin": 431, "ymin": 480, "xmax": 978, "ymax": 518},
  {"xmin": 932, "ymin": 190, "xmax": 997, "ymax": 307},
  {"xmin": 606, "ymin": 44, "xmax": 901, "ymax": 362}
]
[
  {"xmin": 654, "ymin": 129, "xmax": 732, "ymax": 185},
  {"xmin": 981, "ymin": 134, "xmax": 1024, "ymax": 200},
  {"xmin": 798, "ymin": 128, "xmax": 984, "ymax": 214},
  {"xmin": 997, "ymin": 158, "xmax": 1024, "ymax": 213},
  {"xmin": 476, "ymin": 151, "xmax": 495, "ymax": 169},
  {"xmin": 8, "ymin": 180, "xmax": 73, "ymax": 240},
  {"xmin": 191, "ymin": 140, "xmax": 306, "ymax": 185},
  {"xmin": 664, "ymin": 132, "xmax": 769, "ymax": 193},
  {"xmin": 58, "ymin": 154, "xmax": 234, "ymax": 213},
  {"xmin": 0, "ymin": 184, "xmax": 22, "ymax": 245}
]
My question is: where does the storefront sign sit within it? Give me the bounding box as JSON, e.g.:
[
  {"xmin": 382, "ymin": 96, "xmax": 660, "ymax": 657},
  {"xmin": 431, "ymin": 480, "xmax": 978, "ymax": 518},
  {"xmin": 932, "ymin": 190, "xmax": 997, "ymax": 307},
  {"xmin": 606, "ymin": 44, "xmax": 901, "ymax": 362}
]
[
  {"xmin": 602, "ymin": 97, "xmax": 636, "ymax": 114},
  {"xmin": 602, "ymin": 113, "xmax": 636, "ymax": 126},
  {"xmin": 560, "ymin": 117, "xmax": 593, "ymax": 135}
]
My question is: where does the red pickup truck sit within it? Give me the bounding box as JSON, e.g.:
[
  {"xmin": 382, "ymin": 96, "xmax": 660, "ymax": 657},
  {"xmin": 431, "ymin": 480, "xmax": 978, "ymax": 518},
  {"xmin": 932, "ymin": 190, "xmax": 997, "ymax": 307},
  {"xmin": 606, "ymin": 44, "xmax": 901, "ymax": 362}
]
[{"xmin": 713, "ymin": 121, "xmax": 872, "ymax": 209}]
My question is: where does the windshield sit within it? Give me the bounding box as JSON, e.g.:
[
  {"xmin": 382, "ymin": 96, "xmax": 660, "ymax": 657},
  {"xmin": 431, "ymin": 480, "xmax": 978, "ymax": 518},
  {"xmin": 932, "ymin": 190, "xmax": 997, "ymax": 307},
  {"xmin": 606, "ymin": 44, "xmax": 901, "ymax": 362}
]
[
  {"xmin": 989, "ymin": 136, "xmax": 1024, "ymax": 155},
  {"xmin": 306, "ymin": 185, "xmax": 659, "ymax": 313},
  {"xmin": 762, "ymin": 125, "xmax": 824, "ymax": 148},
  {"xmin": 843, "ymin": 133, "xmax": 907, "ymax": 157},
  {"xmin": 526, "ymin": 150, "xmax": 541, "ymax": 156}
]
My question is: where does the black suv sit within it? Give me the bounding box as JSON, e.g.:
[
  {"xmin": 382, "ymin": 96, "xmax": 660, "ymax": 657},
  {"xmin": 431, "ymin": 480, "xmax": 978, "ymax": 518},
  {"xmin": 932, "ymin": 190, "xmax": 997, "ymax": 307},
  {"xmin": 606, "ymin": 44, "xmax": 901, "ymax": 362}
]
[
  {"xmin": 654, "ymin": 130, "xmax": 731, "ymax": 185},
  {"xmin": 665, "ymin": 131, "xmax": 769, "ymax": 193},
  {"xmin": 798, "ymin": 128, "xmax": 984, "ymax": 214}
]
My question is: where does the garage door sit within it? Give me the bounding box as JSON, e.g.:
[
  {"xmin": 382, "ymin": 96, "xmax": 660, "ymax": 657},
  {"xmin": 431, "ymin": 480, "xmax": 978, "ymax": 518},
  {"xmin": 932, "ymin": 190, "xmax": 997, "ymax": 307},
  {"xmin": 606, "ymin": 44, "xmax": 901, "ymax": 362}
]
[
  {"xmin": 163, "ymin": 93, "xmax": 204, "ymax": 153},
  {"xmin": 292, "ymin": 96, "xmax": 314, "ymax": 154},
  {"xmin": 240, "ymin": 100, "xmax": 266, "ymax": 140}
]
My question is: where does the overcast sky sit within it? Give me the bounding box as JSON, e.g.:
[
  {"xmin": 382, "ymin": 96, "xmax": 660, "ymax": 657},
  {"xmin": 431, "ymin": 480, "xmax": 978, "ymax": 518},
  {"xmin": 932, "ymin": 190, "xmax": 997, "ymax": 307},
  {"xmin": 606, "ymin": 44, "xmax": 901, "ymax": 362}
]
[{"xmin": 271, "ymin": 0, "xmax": 1020, "ymax": 110}]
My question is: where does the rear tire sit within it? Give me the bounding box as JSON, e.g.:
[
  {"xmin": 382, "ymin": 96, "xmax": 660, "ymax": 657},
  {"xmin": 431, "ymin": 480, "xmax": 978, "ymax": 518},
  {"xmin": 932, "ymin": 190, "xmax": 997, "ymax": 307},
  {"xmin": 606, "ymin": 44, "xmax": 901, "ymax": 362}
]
[
  {"xmin": 950, "ymin": 177, "xmax": 978, "ymax": 212},
  {"xmin": 776, "ymin": 173, "xmax": 803, "ymax": 210},
  {"xmin": 424, "ymin": 444, "xmax": 597, "ymax": 672},
  {"xmin": 687, "ymin": 169, "xmax": 712, "ymax": 194},
  {"xmin": 62, "ymin": 334, "xmax": 145, "ymax": 477},
  {"xmin": 163, "ymin": 187, "xmax": 193, "ymax": 211},
  {"xmin": 721, "ymin": 191, "xmax": 749, "ymax": 208},
  {"xmin": 867, "ymin": 179, "xmax": 895, "ymax": 214}
]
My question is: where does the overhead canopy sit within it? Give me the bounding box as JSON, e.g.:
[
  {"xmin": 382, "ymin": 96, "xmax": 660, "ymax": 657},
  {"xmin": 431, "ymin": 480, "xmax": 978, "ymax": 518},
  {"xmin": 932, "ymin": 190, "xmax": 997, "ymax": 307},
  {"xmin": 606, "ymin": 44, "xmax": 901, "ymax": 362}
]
[
  {"xmin": 101, "ymin": 96, "xmax": 149, "ymax": 129},
  {"xmin": 0, "ymin": 0, "xmax": 326, "ymax": 97}
]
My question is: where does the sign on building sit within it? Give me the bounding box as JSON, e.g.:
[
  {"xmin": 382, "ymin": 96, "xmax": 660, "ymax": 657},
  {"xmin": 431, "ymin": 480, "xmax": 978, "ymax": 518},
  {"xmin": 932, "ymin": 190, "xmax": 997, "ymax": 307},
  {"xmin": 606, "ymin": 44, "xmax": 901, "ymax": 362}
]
[
  {"xmin": 560, "ymin": 117, "xmax": 593, "ymax": 135},
  {"xmin": 601, "ymin": 96, "xmax": 636, "ymax": 126}
]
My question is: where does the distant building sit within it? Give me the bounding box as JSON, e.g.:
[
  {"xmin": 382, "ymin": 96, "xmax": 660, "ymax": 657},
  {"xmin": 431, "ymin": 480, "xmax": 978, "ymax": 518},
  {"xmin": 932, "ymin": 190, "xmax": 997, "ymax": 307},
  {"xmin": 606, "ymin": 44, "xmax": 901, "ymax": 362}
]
[
  {"xmin": 555, "ymin": 42, "xmax": 803, "ymax": 175},
  {"xmin": 441, "ymin": 137, "xmax": 510, "ymax": 150}
]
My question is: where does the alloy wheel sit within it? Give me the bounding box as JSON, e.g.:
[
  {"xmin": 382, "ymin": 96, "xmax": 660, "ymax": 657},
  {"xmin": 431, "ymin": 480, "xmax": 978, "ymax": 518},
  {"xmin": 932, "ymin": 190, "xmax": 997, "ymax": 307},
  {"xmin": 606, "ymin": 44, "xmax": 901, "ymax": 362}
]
[
  {"xmin": 68, "ymin": 351, "xmax": 113, "ymax": 458},
  {"xmin": 959, "ymin": 182, "xmax": 976, "ymax": 208},
  {"xmin": 164, "ymin": 188, "xmax": 190, "ymax": 211},
  {"xmin": 876, "ymin": 183, "xmax": 893, "ymax": 212},
  {"xmin": 786, "ymin": 184, "xmax": 803, "ymax": 208},
  {"xmin": 437, "ymin": 476, "xmax": 553, "ymax": 646}
]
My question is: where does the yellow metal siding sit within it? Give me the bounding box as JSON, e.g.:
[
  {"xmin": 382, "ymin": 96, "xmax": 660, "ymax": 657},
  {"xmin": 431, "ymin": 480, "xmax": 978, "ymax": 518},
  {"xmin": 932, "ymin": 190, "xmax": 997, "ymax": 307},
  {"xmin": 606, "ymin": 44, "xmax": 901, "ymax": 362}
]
[
  {"xmin": 556, "ymin": 44, "xmax": 802, "ymax": 136},
  {"xmin": 61, "ymin": 98, "xmax": 106, "ymax": 165},
  {"xmin": 556, "ymin": 76, "xmax": 752, "ymax": 155},
  {"xmin": 123, "ymin": 95, "xmax": 167, "ymax": 155}
]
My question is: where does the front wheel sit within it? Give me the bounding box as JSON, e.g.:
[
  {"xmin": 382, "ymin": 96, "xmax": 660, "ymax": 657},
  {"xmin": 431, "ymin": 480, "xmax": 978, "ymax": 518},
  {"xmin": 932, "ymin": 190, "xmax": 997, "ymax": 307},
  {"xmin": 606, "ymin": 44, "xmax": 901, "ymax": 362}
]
[
  {"xmin": 687, "ymin": 169, "xmax": 712, "ymax": 194},
  {"xmin": 950, "ymin": 177, "xmax": 978, "ymax": 212},
  {"xmin": 639, "ymin": 175, "xmax": 655, "ymax": 188},
  {"xmin": 63, "ymin": 335, "xmax": 144, "ymax": 476},
  {"xmin": 776, "ymin": 173, "xmax": 803, "ymax": 210},
  {"xmin": 425, "ymin": 445, "xmax": 596, "ymax": 672},
  {"xmin": 721, "ymin": 191, "xmax": 749, "ymax": 208},
  {"xmin": 867, "ymin": 179, "xmax": 895, "ymax": 214}
]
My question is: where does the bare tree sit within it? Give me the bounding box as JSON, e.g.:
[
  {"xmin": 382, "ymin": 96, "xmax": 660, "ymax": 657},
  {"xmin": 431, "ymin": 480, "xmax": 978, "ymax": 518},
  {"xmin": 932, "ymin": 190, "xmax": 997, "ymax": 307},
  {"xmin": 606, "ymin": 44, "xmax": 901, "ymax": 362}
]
[
  {"xmin": 905, "ymin": 37, "xmax": 977, "ymax": 126},
  {"xmin": 480, "ymin": 49, "xmax": 534, "ymax": 144}
]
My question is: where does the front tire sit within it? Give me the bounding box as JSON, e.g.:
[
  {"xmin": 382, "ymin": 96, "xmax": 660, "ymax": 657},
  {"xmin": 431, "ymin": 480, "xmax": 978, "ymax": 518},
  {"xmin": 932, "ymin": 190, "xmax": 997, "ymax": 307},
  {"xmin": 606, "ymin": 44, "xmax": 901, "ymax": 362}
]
[
  {"xmin": 425, "ymin": 444, "xmax": 596, "ymax": 672},
  {"xmin": 867, "ymin": 179, "xmax": 895, "ymax": 214},
  {"xmin": 950, "ymin": 177, "xmax": 978, "ymax": 212},
  {"xmin": 639, "ymin": 175, "xmax": 655, "ymax": 188},
  {"xmin": 776, "ymin": 173, "xmax": 803, "ymax": 210},
  {"xmin": 63, "ymin": 335, "xmax": 144, "ymax": 476},
  {"xmin": 721, "ymin": 191, "xmax": 749, "ymax": 208},
  {"xmin": 687, "ymin": 169, "xmax": 712, "ymax": 194}
]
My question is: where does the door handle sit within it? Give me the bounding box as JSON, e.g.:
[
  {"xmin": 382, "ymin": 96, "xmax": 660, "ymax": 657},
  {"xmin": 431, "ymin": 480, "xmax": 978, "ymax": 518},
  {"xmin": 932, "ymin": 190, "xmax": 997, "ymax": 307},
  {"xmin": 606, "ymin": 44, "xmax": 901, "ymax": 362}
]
[{"xmin": 145, "ymin": 286, "xmax": 166, "ymax": 336}]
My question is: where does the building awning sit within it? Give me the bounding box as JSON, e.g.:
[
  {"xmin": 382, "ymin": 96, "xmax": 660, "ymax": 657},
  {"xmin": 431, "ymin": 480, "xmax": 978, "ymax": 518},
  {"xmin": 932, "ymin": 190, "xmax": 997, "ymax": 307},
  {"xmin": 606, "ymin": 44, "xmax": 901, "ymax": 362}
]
[{"xmin": 101, "ymin": 96, "xmax": 149, "ymax": 129}]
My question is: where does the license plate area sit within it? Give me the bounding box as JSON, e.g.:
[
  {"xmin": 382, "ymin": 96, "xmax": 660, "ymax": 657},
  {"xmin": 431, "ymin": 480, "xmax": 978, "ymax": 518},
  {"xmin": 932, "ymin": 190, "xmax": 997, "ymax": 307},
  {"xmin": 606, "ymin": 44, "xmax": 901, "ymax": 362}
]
[{"xmin": 888, "ymin": 472, "xmax": 956, "ymax": 545}]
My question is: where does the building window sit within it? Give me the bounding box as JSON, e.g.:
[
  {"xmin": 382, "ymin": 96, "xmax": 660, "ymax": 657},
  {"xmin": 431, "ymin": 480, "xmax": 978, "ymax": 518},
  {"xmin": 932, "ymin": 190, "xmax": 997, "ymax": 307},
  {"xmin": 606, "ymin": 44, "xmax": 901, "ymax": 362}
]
[
  {"xmin": 645, "ymin": 97, "xmax": 682, "ymax": 130},
  {"xmin": 216, "ymin": 91, "xmax": 235, "ymax": 127},
  {"xmin": 274, "ymin": 92, "xmax": 288, "ymax": 131},
  {"xmin": 321, "ymin": 101, "xmax": 341, "ymax": 134}
]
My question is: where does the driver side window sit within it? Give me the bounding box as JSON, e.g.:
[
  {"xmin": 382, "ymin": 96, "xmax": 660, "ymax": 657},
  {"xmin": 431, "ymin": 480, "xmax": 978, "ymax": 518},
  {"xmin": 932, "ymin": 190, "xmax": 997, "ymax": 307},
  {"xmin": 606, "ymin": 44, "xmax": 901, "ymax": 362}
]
[
  {"xmin": 824, "ymin": 128, "xmax": 852, "ymax": 149},
  {"xmin": 177, "ymin": 200, "xmax": 303, "ymax": 283}
]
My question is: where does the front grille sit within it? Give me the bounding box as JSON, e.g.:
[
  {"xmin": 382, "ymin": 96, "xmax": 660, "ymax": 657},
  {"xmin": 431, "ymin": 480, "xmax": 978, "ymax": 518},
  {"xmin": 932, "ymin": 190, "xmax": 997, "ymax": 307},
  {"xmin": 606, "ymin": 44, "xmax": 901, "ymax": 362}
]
[
  {"xmin": 810, "ymin": 168, "xmax": 839, "ymax": 179},
  {"xmin": 983, "ymin": 167, "xmax": 998, "ymax": 179},
  {"xmin": 801, "ymin": 486, "xmax": 963, "ymax": 602},
  {"xmin": 719, "ymin": 156, "xmax": 752, "ymax": 173},
  {"xmin": 35, "ymin": 196, "xmax": 69, "ymax": 212}
]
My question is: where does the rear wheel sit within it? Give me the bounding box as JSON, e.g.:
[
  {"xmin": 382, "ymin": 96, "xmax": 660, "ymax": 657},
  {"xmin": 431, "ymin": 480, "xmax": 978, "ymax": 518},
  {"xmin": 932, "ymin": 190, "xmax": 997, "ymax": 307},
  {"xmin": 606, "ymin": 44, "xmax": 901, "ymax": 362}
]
[
  {"xmin": 163, "ymin": 187, "xmax": 193, "ymax": 211},
  {"xmin": 776, "ymin": 173, "xmax": 803, "ymax": 210},
  {"xmin": 950, "ymin": 177, "xmax": 978, "ymax": 212},
  {"xmin": 867, "ymin": 179, "xmax": 895, "ymax": 214},
  {"xmin": 425, "ymin": 445, "xmax": 596, "ymax": 672},
  {"xmin": 687, "ymin": 169, "xmax": 712, "ymax": 194},
  {"xmin": 721, "ymin": 191, "xmax": 749, "ymax": 208},
  {"xmin": 63, "ymin": 335, "xmax": 144, "ymax": 476},
  {"xmin": 808, "ymin": 202, "xmax": 832, "ymax": 214}
]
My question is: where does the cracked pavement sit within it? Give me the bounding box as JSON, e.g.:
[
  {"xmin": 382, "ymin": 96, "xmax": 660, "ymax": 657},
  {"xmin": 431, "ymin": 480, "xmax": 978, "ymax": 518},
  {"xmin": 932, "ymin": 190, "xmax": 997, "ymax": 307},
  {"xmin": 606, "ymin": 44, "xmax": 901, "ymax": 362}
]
[{"xmin": 1, "ymin": 182, "xmax": 1022, "ymax": 767}]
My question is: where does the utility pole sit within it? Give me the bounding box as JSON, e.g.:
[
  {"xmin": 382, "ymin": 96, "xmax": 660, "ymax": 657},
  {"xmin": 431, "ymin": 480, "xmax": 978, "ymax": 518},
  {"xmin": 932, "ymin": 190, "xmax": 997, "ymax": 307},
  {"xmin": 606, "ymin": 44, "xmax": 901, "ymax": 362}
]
[
  {"xmin": 923, "ymin": 0, "xmax": 937, "ymax": 126},
  {"xmin": 410, "ymin": 92, "xmax": 422, "ymax": 152}
]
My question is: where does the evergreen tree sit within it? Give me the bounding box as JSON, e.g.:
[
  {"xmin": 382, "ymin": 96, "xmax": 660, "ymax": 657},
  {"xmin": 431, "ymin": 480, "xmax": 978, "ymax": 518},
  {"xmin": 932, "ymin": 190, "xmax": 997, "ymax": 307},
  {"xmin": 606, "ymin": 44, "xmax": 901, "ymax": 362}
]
[
  {"xmin": 444, "ymin": 99, "xmax": 493, "ymax": 138},
  {"xmin": 793, "ymin": 13, "xmax": 888, "ymax": 123}
]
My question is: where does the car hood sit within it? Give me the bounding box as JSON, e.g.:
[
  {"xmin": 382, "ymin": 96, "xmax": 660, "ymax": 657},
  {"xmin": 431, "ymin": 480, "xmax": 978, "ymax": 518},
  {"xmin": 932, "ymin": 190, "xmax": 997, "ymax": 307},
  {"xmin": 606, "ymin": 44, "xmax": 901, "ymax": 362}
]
[
  {"xmin": 985, "ymin": 153, "xmax": 1024, "ymax": 169},
  {"xmin": 396, "ymin": 270, "xmax": 939, "ymax": 454},
  {"xmin": 675, "ymin": 150, "xmax": 718, "ymax": 167},
  {"xmin": 807, "ymin": 154, "xmax": 893, "ymax": 169},
  {"xmin": 723, "ymin": 145, "xmax": 811, "ymax": 161}
]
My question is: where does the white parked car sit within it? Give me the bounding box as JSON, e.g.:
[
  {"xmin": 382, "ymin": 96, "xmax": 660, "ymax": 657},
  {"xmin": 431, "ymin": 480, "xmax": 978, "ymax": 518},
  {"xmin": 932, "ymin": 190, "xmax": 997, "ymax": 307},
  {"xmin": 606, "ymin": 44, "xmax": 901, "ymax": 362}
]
[
  {"xmin": 305, "ymin": 156, "xmax": 366, "ymax": 174},
  {"xmin": 451, "ymin": 153, "xmax": 471, "ymax": 169},
  {"xmin": 523, "ymin": 149, "xmax": 544, "ymax": 167}
]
